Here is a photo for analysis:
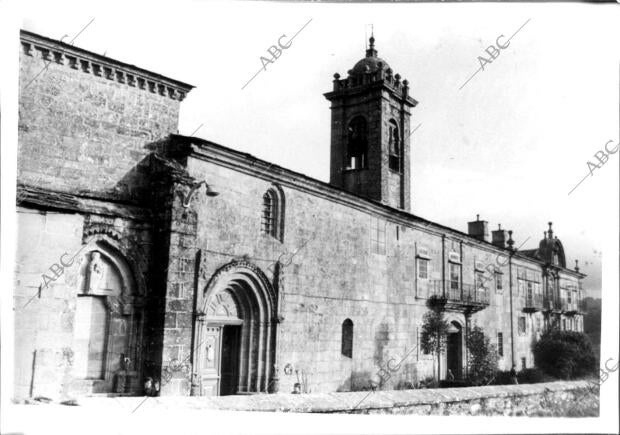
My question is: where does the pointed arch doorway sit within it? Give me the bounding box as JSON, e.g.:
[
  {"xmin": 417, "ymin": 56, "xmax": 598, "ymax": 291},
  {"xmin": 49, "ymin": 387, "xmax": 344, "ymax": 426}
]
[{"xmin": 194, "ymin": 262, "xmax": 277, "ymax": 396}]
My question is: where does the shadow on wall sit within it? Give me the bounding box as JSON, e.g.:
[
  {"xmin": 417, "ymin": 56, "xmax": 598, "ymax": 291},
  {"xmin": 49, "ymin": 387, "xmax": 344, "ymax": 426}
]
[
  {"xmin": 373, "ymin": 322, "xmax": 390, "ymax": 368},
  {"xmin": 337, "ymin": 364, "xmax": 421, "ymax": 393},
  {"xmin": 336, "ymin": 371, "xmax": 375, "ymax": 392}
]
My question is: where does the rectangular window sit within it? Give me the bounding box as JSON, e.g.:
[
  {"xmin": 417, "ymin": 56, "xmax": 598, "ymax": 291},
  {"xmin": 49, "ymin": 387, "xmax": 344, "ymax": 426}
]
[
  {"xmin": 518, "ymin": 279, "xmax": 525, "ymax": 296},
  {"xmin": 497, "ymin": 332, "xmax": 503, "ymax": 357},
  {"xmin": 449, "ymin": 263, "xmax": 461, "ymax": 290},
  {"xmin": 495, "ymin": 273, "xmax": 503, "ymax": 293},
  {"xmin": 518, "ymin": 316, "xmax": 526, "ymax": 335},
  {"xmin": 521, "ymin": 357, "xmax": 527, "ymax": 370},
  {"xmin": 417, "ymin": 258, "xmax": 429, "ymax": 279},
  {"xmin": 562, "ymin": 319, "xmax": 567, "ymax": 330}
]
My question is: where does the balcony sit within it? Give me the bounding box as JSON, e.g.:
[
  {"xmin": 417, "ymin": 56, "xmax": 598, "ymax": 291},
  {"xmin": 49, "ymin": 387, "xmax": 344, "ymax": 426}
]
[
  {"xmin": 423, "ymin": 280, "xmax": 489, "ymax": 313},
  {"xmin": 523, "ymin": 294, "xmax": 543, "ymax": 313},
  {"xmin": 564, "ymin": 300, "xmax": 580, "ymax": 316},
  {"xmin": 543, "ymin": 297, "xmax": 561, "ymax": 312}
]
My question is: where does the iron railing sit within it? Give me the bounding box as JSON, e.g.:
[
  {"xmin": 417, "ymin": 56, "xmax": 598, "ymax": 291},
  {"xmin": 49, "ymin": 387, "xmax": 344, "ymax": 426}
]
[
  {"xmin": 422, "ymin": 280, "xmax": 490, "ymax": 305},
  {"xmin": 524, "ymin": 293, "xmax": 544, "ymax": 310}
]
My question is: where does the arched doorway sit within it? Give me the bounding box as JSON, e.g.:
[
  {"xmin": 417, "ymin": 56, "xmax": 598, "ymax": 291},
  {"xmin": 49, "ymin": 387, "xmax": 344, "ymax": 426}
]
[
  {"xmin": 194, "ymin": 261, "xmax": 277, "ymax": 396},
  {"xmin": 446, "ymin": 321, "xmax": 463, "ymax": 380},
  {"xmin": 72, "ymin": 241, "xmax": 144, "ymax": 394}
]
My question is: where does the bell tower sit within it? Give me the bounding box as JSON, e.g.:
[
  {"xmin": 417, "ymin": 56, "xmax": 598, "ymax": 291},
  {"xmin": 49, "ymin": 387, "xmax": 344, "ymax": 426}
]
[{"xmin": 324, "ymin": 36, "xmax": 418, "ymax": 211}]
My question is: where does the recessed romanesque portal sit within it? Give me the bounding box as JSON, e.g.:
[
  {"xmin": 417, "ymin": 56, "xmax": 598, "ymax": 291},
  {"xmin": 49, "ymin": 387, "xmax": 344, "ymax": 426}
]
[{"xmin": 194, "ymin": 262, "xmax": 277, "ymax": 396}]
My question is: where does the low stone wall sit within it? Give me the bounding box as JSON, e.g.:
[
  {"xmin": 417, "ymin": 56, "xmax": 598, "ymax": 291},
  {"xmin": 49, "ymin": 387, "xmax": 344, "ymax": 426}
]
[{"xmin": 75, "ymin": 380, "xmax": 599, "ymax": 417}]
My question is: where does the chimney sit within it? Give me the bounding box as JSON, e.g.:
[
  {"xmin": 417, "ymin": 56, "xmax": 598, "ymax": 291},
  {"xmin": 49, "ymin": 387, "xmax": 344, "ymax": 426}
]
[
  {"xmin": 468, "ymin": 214, "xmax": 489, "ymax": 242},
  {"xmin": 492, "ymin": 223, "xmax": 508, "ymax": 248}
]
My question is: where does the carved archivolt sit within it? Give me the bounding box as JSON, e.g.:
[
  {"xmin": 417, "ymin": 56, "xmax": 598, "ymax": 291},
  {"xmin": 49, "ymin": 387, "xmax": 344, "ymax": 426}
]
[
  {"xmin": 202, "ymin": 260, "xmax": 277, "ymax": 319},
  {"xmin": 195, "ymin": 259, "xmax": 279, "ymax": 394},
  {"xmin": 81, "ymin": 225, "xmax": 148, "ymax": 299}
]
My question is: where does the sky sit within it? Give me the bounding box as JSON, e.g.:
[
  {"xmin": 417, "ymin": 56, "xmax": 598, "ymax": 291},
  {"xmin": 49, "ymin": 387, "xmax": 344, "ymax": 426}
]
[{"xmin": 13, "ymin": 0, "xmax": 620, "ymax": 298}]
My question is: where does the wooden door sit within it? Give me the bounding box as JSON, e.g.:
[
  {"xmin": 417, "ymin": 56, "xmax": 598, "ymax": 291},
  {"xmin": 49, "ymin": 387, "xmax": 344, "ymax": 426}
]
[
  {"xmin": 447, "ymin": 332, "xmax": 461, "ymax": 379},
  {"xmin": 219, "ymin": 325, "xmax": 241, "ymax": 395},
  {"xmin": 200, "ymin": 325, "xmax": 222, "ymax": 396}
]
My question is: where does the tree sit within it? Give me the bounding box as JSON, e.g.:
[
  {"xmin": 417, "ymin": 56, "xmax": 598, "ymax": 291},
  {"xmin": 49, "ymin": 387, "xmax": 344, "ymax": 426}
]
[
  {"xmin": 466, "ymin": 325, "xmax": 499, "ymax": 386},
  {"xmin": 420, "ymin": 296, "xmax": 450, "ymax": 382},
  {"xmin": 581, "ymin": 297, "xmax": 601, "ymax": 363},
  {"xmin": 533, "ymin": 329, "xmax": 596, "ymax": 379}
]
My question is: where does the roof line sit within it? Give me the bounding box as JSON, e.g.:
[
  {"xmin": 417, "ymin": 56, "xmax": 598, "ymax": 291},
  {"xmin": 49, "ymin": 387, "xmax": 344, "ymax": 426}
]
[
  {"xmin": 20, "ymin": 29, "xmax": 195, "ymax": 92},
  {"xmin": 169, "ymin": 134, "xmax": 585, "ymax": 278}
]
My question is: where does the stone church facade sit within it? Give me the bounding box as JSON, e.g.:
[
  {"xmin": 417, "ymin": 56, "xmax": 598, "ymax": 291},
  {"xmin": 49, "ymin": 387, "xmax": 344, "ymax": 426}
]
[{"xmin": 14, "ymin": 30, "xmax": 585, "ymax": 400}]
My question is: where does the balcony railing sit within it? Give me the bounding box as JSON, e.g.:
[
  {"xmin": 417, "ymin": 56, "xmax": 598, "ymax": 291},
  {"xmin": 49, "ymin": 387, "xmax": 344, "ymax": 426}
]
[
  {"xmin": 420, "ymin": 280, "xmax": 489, "ymax": 312},
  {"xmin": 564, "ymin": 300, "xmax": 580, "ymax": 315},
  {"xmin": 419, "ymin": 279, "xmax": 443, "ymax": 299},
  {"xmin": 524, "ymin": 294, "xmax": 543, "ymax": 312}
]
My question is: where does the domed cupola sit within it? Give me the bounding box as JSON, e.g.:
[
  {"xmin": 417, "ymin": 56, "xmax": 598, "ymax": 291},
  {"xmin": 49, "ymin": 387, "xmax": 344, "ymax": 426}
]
[
  {"xmin": 537, "ymin": 222, "xmax": 567, "ymax": 268},
  {"xmin": 350, "ymin": 36, "xmax": 390, "ymax": 76}
]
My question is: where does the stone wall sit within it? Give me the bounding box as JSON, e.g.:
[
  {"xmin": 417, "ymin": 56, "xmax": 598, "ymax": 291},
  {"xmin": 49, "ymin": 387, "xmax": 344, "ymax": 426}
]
[
  {"xmin": 13, "ymin": 30, "xmax": 191, "ymax": 400},
  {"xmin": 167, "ymin": 140, "xmax": 587, "ymax": 396},
  {"xmin": 17, "ymin": 31, "xmax": 190, "ymax": 199},
  {"xmin": 72, "ymin": 380, "xmax": 598, "ymax": 417},
  {"xmin": 183, "ymin": 151, "xmax": 584, "ymax": 396},
  {"xmin": 13, "ymin": 208, "xmax": 154, "ymax": 400},
  {"xmin": 180, "ymin": 380, "xmax": 599, "ymax": 416}
]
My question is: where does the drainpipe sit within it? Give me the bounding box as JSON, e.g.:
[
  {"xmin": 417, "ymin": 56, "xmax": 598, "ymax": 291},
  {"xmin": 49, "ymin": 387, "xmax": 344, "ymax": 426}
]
[
  {"xmin": 441, "ymin": 235, "xmax": 446, "ymax": 297},
  {"xmin": 464, "ymin": 311, "xmax": 470, "ymax": 379},
  {"xmin": 507, "ymin": 233, "xmax": 516, "ymax": 368},
  {"xmin": 189, "ymin": 249, "xmax": 202, "ymax": 396},
  {"xmin": 439, "ymin": 235, "xmax": 446, "ymax": 381}
]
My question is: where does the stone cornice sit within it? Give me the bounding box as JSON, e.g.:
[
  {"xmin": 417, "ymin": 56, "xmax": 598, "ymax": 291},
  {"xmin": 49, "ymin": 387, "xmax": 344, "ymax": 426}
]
[
  {"xmin": 324, "ymin": 80, "xmax": 418, "ymax": 108},
  {"xmin": 20, "ymin": 29, "xmax": 194, "ymax": 101},
  {"xmin": 16, "ymin": 184, "xmax": 153, "ymax": 222}
]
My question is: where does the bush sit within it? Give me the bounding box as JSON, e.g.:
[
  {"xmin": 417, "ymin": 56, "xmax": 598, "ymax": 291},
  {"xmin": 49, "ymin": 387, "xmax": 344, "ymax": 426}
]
[
  {"xmin": 492, "ymin": 370, "xmax": 513, "ymax": 385},
  {"xmin": 533, "ymin": 329, "xmax": 596, "ymax": 379},
  {"xmin": 491, "ymin": 368, "xmax": 554, "ymax": 385},
  {"xmin": 418, "ymin": 376, "xmax": 439, "ymax": 389},
  {"xmin": 466, "ymin": 325, "xmax": 499, "ymax": 386},
  {"xmin": 519, "ymin": 368, "xmax": 555, "ymax": 384}
]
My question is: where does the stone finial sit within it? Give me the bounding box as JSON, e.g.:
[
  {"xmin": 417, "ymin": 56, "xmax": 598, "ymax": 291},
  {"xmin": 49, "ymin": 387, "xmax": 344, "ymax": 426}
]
[
  {"xmin": 507, "ymin": 230, "xmax": 515, "ymax": 251},
  {"xmin": 366, "ymin": 34, "xmax": 377, "ymax": 58},
  {"xmin": 548, "ymin": 222, "xmax": 553, "ymax": 239},
  {"xmin": 575, "ymin": 259, "xmax": 580, "ymax": 273}
]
